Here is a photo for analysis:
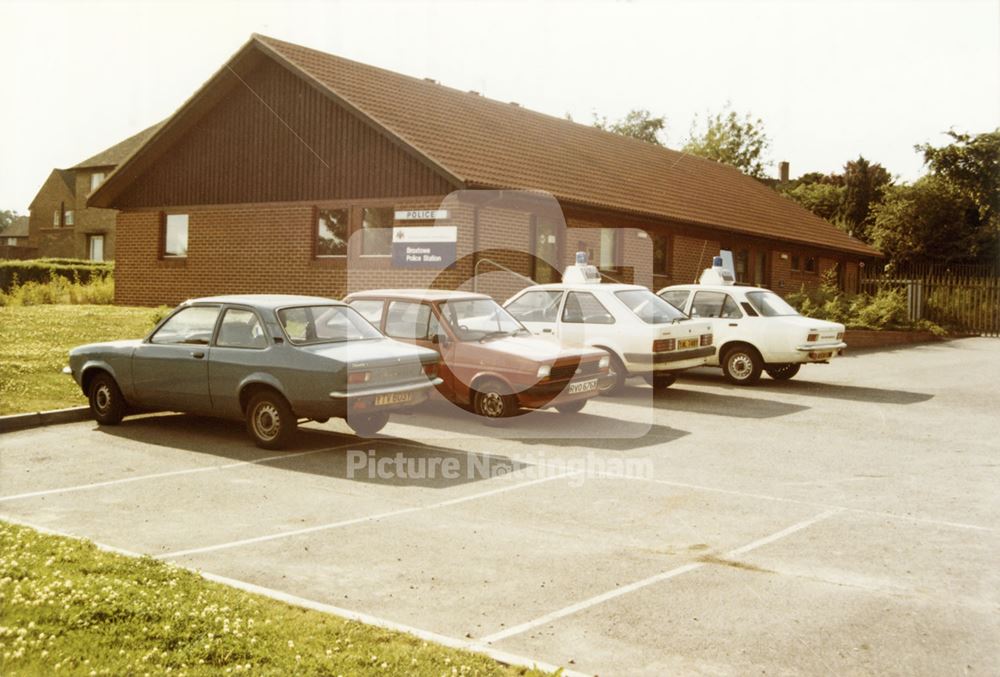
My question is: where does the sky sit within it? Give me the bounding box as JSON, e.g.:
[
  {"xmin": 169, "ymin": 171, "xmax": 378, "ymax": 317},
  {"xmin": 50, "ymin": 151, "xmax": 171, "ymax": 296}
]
[{"xmin": 1, "ymin": 0, "xmax": 997, "ymax": 212}]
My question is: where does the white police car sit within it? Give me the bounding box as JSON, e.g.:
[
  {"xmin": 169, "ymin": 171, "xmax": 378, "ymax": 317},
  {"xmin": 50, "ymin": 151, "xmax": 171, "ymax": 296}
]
[
  {"xmin": 504, "ymin": 253, "xmax": 714, "ymax": 394},
  {"xmin": 658, "ymin": 257, "xmax": 846, "ymax": 385}
]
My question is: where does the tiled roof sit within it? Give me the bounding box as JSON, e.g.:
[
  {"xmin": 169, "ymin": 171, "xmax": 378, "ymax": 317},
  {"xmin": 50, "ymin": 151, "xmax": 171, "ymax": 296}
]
[
  {"xmin": 5, "ymin": 215, "xmax": 29, "ymax": 237},
  {"xmin": 74, "ymin": 122, "xmax": 163, "ymax": 169},
  {"xmin": 255, "ymin": 35, "xmax": 879, "ymax": 256}
]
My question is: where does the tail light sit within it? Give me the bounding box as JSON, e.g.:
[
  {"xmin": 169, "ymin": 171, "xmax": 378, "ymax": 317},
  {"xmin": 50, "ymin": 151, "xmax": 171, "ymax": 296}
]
[
  {"xmin": 423, "ymin": 362, "xmax": 439, "ymax": 378},
  {"xmin": 700, "ymin": 333, "xmax": 712, "ymax": 346},
  {"xmin": 653, "ymin": 338, "xmax": 675, "ymax": 352},
  {"xmin": 348, "ymin": 371, "xmax": 371, "ymax": 385},
  {"xmin": 807, "ymin": 333, "xmax": 819, "ymax": 342},
  {"xmin": 836, "ymin": 332, "xmax": 844, "ymax": 340}
]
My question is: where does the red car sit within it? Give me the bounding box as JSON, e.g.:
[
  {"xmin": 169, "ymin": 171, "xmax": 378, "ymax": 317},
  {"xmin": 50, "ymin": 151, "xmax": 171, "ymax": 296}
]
[{"xmin": 344, "ymin": 290, "xmax": 610, "ymax": 418}]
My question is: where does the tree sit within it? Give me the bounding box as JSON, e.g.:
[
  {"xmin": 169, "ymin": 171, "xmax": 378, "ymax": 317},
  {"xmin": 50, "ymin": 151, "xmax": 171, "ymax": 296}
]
[
  {"xmin": 0, "ymin": 209, "xmax": 20, "ymax": 234},
  {"xmin": 593, "ymin": 109, "xmax": 666, "ymax": 146},
  {"xmin": 840, "ymin": 156, "xmax": 892, "ymax": 240},
  {"xmin": 869, "ymin": 176, "xmax": 986, "ymax": 264},
  {"xmin": 782, "ymin": 182, "xmax": 847, "ymax": 223},
  {"xmin": 682, "ymin": 105, "xmax": 771, "ymax": 178},
  {"xmin": 917, "ymin": 129, "xmax": 1000, "ymax": 264}
]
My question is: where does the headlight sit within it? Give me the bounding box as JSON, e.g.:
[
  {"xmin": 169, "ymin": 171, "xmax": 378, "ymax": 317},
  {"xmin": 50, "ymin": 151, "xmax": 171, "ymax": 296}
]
[
  {"xmin": 599, "ymin": 355, "xmax": 610, "ymax": 369},
  {"xmin": 537, "ymin": 364, "xmax": 551, "ymax": 379}
]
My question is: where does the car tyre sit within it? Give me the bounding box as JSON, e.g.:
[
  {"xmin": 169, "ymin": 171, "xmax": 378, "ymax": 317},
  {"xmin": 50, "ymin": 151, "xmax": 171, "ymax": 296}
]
[
  {"xmin": 643, "ymin": 373, "xmax": 677, "ymax": 389},
  {"xmin": 722, "ymin": 345, "xmax": 763, "ymax": 385},
  {"xmin": 88, "ymin": 372, "xmax": 126, "ymax": 425},
  {"xmin": 599, "ymin": 352, "xmax": 627, "ymax": 396},
  {"xmin": 246, "ymin": 390, "xmax": 297, "ymax": 449},
  {"xmin": 765, "ymin": 363, "xmax": 801, "ymax": 380},
  {"xmin": 555, "ymin": 399, "xmax": 587, "ymax": 414},
  {"xmin": 473, "ymin": 379, "xmax": 519, "ymax": 419},
  {"xmin": 348, "ymin": 411, "xmax": 390, "ymax": 437}
]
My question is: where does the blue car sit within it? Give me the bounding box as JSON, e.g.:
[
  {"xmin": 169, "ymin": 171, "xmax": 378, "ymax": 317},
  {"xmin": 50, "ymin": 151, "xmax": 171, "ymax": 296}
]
[{"xmin": 64, "ymin": 295, "xmax": 441, "ymax": 447}]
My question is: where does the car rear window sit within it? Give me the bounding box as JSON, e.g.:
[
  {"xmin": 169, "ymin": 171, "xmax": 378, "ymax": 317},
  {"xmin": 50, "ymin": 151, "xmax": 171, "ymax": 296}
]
[{"xmin": 277, "ymin": 305, "xmax": 382, "ymax": 345}]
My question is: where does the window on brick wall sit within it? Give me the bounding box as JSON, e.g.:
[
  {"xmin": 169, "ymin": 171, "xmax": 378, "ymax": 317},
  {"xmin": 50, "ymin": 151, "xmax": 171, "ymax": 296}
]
[
  {"xmin": 90, "ymin": 172, "xmax": 106, "ymax": 193},
  {"xmin": 652, "ymin": 232, "xmax": 670, "ymax": 277},
  {"xmin": 316, "ymin": 208, "xmax": 349, "ymax": 257},
  {"xmin": 361, "ymin": 207, "xmax": 394, "ymax": 256},
  {"xmin": 790, "ymin": 255, "xmax": 801, "ymax": 271},
  {"xmin": 163, "ymin": 213, "xmax": 189, "ymax": 257},
  {"xmin": 599, "ymin": 228, "xmax": 618, "ymax": 269},
  {"xmin": 804, "ymin": 256, "xmax": 817, "ymax": 273},
  {"xmin": 532, "ymin": 217, "xmax": 562, "ymax": 284},
  {"xmin": 64, "ymin": 210, "xmax": 74, "ymax": 226},
  {"xmin": 53, "ymin": 208, "xmax": 61, "ymax": 227}
]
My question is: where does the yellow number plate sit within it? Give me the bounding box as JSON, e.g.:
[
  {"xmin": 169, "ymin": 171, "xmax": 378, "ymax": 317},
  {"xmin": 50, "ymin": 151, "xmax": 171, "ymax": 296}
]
[
  {"xmin": 678, "ymin": 338, "xmax": 698, "ymax": 349},
  {"xmin": 567, "ymin": 378, "xmax": 598, "ymax": 395},
  {"xmin": 373, "ymin": 392, "xmax": 413, "ymax": 406}
]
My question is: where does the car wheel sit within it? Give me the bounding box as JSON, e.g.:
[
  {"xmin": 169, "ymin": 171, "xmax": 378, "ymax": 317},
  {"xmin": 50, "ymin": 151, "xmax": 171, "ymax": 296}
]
[
  {"xmin": 348, "ymin": 411, "xmax": 390, "ymax": 437},
  {"xmin": 766, "ymin": 363, "xmax": 801, "ymax": 380},
  {"xmin": 722, "ymin": 345, "xmax": 763, "ymax": 386},
  {"xmin": 599, "ymin": 352, "xmax": 627, "ymax": 396},
  {"xmin": 643, "ymin": 373, "xmax": 677, "ymax": 389},
  {"xmin": 245, "ymin": 390, "xmax": 297, "ymax": 449},
  {"xmin": 555, "ymin": 399, "xmax": 587, "ymax": 414},
  {"xmin": 473, "ymin": 380, "xmax": 519, "ymax": 419},
  {"xmin": 88, "ymin": 372, "xmax": 126, "ymax": 425}
]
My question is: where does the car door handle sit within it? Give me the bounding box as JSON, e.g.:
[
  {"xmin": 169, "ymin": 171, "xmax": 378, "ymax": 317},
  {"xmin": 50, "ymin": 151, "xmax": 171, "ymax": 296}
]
[
  {"xmin": 191, "ymin": 351, "xmax": 206, "ymax": 359},
  {"xmin": 728, "ymin": 323, "xmax": 738, "ymax": 327},
  {"xmin": 542, "ymin": 328, "xmax": 553, "ymax": 333}
]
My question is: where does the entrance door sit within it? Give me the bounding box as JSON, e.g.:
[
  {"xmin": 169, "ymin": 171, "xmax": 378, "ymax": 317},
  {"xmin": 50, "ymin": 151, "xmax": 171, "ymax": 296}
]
[
  {"xmin": 754, "ymin": 251, "xmax": 768, "ymax": 287},
  {"xmin": 533, "ymin": 219, "xmax": 562, "ymax": 284},
  {"xmin": 89, "ymin": 235, "xmax": 105, "ymax": 262}
]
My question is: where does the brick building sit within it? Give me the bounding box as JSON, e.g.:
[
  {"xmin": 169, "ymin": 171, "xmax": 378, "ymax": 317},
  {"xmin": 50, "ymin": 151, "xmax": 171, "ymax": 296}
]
[
  {"xmin": 89, "ymin": 34, "xmax": 879, "ymax": 306},
  {"xmin": 26, "ymin": 123, "xmax": 160, "ymax": 260}
]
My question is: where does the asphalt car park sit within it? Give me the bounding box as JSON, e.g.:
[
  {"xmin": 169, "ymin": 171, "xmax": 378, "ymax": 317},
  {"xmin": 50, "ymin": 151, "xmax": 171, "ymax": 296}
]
[{"xmin": 2, "ymin": 338, "xmax": 998, "ymax": 675}]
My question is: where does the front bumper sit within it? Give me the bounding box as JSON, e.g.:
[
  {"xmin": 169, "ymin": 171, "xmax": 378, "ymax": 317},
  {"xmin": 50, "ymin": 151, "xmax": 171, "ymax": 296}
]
[{"xmin": 518, "ymin": 373, "xmax": 610, "ymax": 409}]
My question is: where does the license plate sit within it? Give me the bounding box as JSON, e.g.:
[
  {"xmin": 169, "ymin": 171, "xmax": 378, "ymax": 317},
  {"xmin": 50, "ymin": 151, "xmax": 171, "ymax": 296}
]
[
  {"xmin": 373, "ymin": 392, "xmax": 413, "ymax": 406},
  {"xmin": 567, "ymin": 378, "xmax": 598, "ymax": 395},
  {"xmin": 811, "ymin": 351, "xmax": 833, "ymax": 360},
  {"xmin": 678, "ymin": 338, "xmax": 698, "ymax": 349}
]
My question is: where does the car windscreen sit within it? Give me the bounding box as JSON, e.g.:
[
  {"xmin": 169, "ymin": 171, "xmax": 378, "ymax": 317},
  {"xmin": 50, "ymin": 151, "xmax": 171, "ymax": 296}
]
[
  {"xmin": 277, "ymin": 305, "xmax": 383, "ymax": 345},
  {"xmin": 441, "ymin": 298, "xmax": 527, "ymax": 341},
  {"xmin": 615, "ymin": 290, "xmax": 688, "ymax": 324},
  {"xmin": 745, "ymin": 291, "xmax": 800, "ymax": 317}
]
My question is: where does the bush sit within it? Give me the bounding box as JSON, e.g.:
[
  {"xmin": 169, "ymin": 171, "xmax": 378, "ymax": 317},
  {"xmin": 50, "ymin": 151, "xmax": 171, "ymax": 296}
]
[
  {"xmin": 0, "ymin": 258, "xmax": 113, "ymax": 292},
  {"xmin": 786, "ymin": 266, "xmax": 945, "ymax": 333},
  {"xmin": 0, "ymin": 272, "xmax": 115, "ymax": 306}
]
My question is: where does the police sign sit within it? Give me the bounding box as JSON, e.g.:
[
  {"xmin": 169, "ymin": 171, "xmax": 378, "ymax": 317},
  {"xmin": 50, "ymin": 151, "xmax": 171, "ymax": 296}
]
[{"xmin": 391, "ymin": 226, "xmax": 457, "ymax": 268}]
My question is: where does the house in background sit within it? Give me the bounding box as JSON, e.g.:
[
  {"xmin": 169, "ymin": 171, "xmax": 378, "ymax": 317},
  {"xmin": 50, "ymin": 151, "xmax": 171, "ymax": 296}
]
[
  {"xmin": 0, "ymin": 215, "xmax": 32, "ymax": 259},
  {"xmin": 27, "ymin": 123, "xmax": 160, "ymax": 261},
  {"xmin": 89, "ymin": 34, "xmax": 879, "ymax": 306}
]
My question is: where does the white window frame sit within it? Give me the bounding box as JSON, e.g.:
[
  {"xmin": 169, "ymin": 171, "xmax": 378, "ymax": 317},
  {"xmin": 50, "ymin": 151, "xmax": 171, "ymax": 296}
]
[{"xmin": 163, "ymin": 213, "xmax": 189, "ymax": 258}]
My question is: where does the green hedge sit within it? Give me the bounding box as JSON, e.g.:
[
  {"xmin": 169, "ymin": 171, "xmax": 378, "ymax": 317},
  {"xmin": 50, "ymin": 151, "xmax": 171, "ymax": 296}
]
[{"xmin": 0, "ymin": 259, "xmax": 113, "ymax": 292}]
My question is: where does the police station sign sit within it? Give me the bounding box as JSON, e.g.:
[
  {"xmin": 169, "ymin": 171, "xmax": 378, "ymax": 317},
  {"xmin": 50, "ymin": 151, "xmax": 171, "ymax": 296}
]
[{"xmin": 391, "ymin": 226, "xmax": 457, "ymax": 268}]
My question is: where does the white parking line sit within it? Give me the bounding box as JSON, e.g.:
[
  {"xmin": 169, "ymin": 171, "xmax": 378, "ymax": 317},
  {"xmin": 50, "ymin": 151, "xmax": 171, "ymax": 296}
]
[
  {"xmin": 157, "ymin": 470, "xmax": 580, "ymax": 560},
  {"xmin": 480, "ymin": 507, "xmax": 843, "ymax": 645},
  {"xmin": 0, "ymin": 442, "xmax": 358, "ymax": 503},
  {"xmin": 0, "ymin": 515, "xmax": 583, "ymax": 677},
  {"xmin": 387, "ymin": 440, "xmax": 998, "ymax": 533}
]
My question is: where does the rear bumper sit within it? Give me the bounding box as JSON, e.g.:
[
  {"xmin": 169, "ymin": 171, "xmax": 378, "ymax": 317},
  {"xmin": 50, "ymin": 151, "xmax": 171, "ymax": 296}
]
[
  {"xmin": 795, "ymin": 341, "xmax": 847, "ymax": 353},
  {"xmin": 625, "ymin": 345, "xmax": 715, "ymax": 372},
  {"xmin": 329, "ymin": 378, "xmax": 442, "ymax": 411}
]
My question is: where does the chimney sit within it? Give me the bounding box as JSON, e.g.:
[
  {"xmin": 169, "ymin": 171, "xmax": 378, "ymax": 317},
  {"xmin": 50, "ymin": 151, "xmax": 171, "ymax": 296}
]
[{"xmin": 779, "ymin": 161, "xmax": 790, "ymax": 183}]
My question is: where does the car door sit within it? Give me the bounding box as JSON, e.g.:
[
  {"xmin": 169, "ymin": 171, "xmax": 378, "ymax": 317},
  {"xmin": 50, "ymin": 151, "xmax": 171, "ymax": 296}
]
[
  {"xmin": 209, "ymin": 306, "xmax": 271, "ymax": 418},
  {"xmin": 504, "ymin": 289, "xmax": 564, "ymax": 337},
  {"xmin": 131, "ymin": 304, "xmax": 221, "ymax": 412},
  {"xmin": 558, "ymin": 291, "xmax": 616, "ymax": 348},
  {"xmin": 690, "ymin": 291, "xmax": 744, "ymax": 353}
]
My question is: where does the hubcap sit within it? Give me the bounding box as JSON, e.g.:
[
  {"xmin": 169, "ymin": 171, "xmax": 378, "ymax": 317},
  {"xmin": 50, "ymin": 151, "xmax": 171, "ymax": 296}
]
[
  {"xmin": 94, "ymin": 384, "xmax": 111, "ymax": 412},
  {"xmin": 729, "ymin": 353, "xmax": 754, "ymax": 380},
  {"xmin": 252, "ymin": 402, "xmax": 280, "ymax": 440},
  {"xmin": 480, "ymin": 392, "xmax": 505, "ymax": 417}
]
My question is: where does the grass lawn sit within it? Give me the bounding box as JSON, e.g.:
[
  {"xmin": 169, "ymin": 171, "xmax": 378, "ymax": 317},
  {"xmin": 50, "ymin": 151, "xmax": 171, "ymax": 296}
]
[
  {"xmin": 0, "ymin": 304, "xmax": 162, "ymax": 416},
  {"xmin": 0, "ymin": 521, "xmax": 547, "ymax": 676}
]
